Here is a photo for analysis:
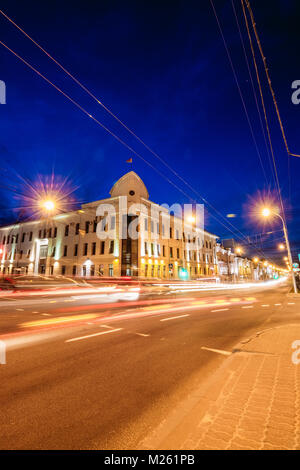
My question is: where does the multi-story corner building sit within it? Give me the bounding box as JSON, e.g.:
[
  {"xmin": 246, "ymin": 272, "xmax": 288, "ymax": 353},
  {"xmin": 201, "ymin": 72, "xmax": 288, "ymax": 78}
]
[{"xmin": 0, "ymin": 171, "xmax": 218, "ymax": 279}]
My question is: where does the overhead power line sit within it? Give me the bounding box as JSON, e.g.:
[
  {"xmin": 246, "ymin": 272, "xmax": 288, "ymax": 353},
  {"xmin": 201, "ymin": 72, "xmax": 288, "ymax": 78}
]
[
  {"xmin": 244, "ymin": 1, "xmax": 300, "ymax": 158},
  {"xmin": 230, "ymin": 0, "xmax": 276, "ymax": 188},
  {"xmin": 209, "ymin": 0, "xmax": 269, "ymax": 184}
]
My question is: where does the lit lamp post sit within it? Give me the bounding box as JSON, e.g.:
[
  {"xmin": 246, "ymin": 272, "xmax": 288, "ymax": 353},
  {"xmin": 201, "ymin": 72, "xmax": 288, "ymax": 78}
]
[{"xmin": 262, "ymin": 207, "xmax": 297, "ymax": 293}]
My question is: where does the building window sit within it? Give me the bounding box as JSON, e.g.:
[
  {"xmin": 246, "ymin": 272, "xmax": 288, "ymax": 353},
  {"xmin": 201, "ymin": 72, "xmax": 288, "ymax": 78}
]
[
  {"xmin": 49, "ymin": 266, "xmax": 54, "ymax": 275},
  {"xmin": 19, "ymin": 250, "xmax": 23, "ymax": 259},
  {"xmin": 157, "ymin": 244, "xmax": 161, "ymax": 256},
  {"xmin": 21, "ymin": 233, "xmax": 26, "ymax": 243},
  {"xmin": 151, "ymin": 220, "xmax": 154, "ymax": 233},
  {"xmin": 28, "ymin": 231, "xmax": 32, "ymax": 242},
  {"xmin": 65, "ymin": 225, "xmax": 69, "ymax": 237},
  {"xmin": 43, "ymin": 229, "xmax": 46, "ymax": 238},
  {"xmin": 27, "ymin": 249, "xmax": 31, "ymax": 258},
  {"xmin": 93, "ymin": 220, "xmax": 97, "ymax": 232},
  {"xmin": 54, "ymin": 227, "xmax": 57, "ymax": 238},
  {"xmin": 100, "ymin": 241, "xmax": 105, "ymax": 255},
  {"xmin": 92, "ymin": 242, "xmax": 96, "ymax": 255},
  {"xmin": 163, "ymin": 245, "xmax": 166, "ymax": 257},
  {"xmin": 176, "ymin": 230, "xmax": 179, "ymax": 239},
  {"xmin": 82, "ymin": 266, "xmax": 86, "ymax": 276},
  {"xmin": 145, "ymin": 264, "xmax": 148, "ymax": 277},
  {"xmin": 144, "ymin": 242, "xmax": 148, "ymax": 255},
  {"xmin": 63, "ymin": 245, "xmax": 67, "ymax": 257},
  {"xmin": 151, "ymin": 243, "xmax": 154, "ymax": 256},
  {"xmin": 110, "ymin": 216, "xmax": 115, "ymax": 230},
  {"xmin": 61, "ymin": 266, "xmax": 66, "ymax": 275},
  {"xmin": 2, "ymin": 236, "xmax": 5, "ymax": 244},
  {"xmin": 177, "ymin": 248, "xmax": 180, "ymax": 258},
  {"xmin": 15, "ymin": 234, "xmax": 18, "ymax": 243},
  {"xmin": 109, "ymin": 240, "xmax": 114, "ymax": 254},
  {"xmin": 75, "ymin": 223, "xmax": 80, "ymax": 235},
  {"xmin": 109, "ymin": 264, "xmax": 113, "ymax": 276},
  {"xmin": 144, "ymin": 218, "xmax": 148, "ymax": 231},
  {"xmin": 52, "ymin": 246, "xmax": 56, "ymax": 258},
  {"xmin": 170, "ymin": 247, "xmax": 173, "ymax": 258},
  {"xmin": 162, "ymin": 224, "xmax": 165, "ymax": 236},
  {"xmin": 48, "ymin": 228, "xmax": 52, "ymax": 238},
  {"xmin": 170, "ymin": 228, "xmax": 173, "ymax": 239},
  {"xmin": 38, "ymin": 230, "xmax": 41, "ymax": 239},
  {"xmin": 74, "ymin": 244, "xmax": 78, "ymax": 256},
  {"xmin": 83, "ymin": 243, "xmax": 88, "ymax": 256},
  {"xmin": 90, "ymin": 265, "xmax": 95, "ymax": 276},
  {"xmin": 85, "ymin": 221, "xmax": 90, "ymax": 234}
]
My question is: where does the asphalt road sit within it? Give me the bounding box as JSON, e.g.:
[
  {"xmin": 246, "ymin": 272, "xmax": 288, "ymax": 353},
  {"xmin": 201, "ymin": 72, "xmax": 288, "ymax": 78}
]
[{"xmin": 0, "ymin": 279, "xmax": 297, "ymax": 449}]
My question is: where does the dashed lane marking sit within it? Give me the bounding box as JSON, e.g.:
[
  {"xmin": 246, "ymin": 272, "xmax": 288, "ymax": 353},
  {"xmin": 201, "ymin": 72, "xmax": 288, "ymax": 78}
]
[
  {"xmin": 242, "ymin": 306, "xmax": 253, "ymax": 309},
  {"xmin": 211, "ymin": 308, "xmax": 229, "ymax": 313},
  {"xmin": 160, "ymin": 314, "xmax": 190, "ymax": 322},
  {"xmin": 65, "ymin": 328, "xmax": 123, "ymax": 343},
  {"xmin": 261, "ymin": 305, "xmax": 270, "ymax": 307}
]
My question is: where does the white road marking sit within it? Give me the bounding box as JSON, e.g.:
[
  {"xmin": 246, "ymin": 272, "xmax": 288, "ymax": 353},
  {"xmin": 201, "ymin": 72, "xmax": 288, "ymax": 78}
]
[
  {"xmin": 274, "ymin": 303, "xmax": 281, "ymax": 306},
  {"xmin": 16, "ymin": 308, "xmax": 24, "ymax": 311},
  {"xmin": 32, "ymin": 311, "xmax": 39, "ymax": 313},
  {"xmin": 160, "ymin": 314, "xmax": 190, "ymax": 322},
  {"xmin": 261, "ymin": 305, "xmax": 270, "ymax": 307},
  {"xmin": 242, "ymin": 305, "xmax": 253, "ymax": 309},
  {"xmin": 100, "ymin": 324, "xmax": 116, "ymax": 329},
  {"xmin": 211, "ymin": 308, "xmax": 229, "ymax": 312},
  {"xmin": 288, "ymin": 302, "xmax": 295, "ymax": 305},
  {"xmin": 201, "ymin": 346, "xmax": 231, "ymax": 356},
  {"xmin": 135, "ymin": 333, "xmax": 150, "ymax": 337},
  {"xmin": 41, "ymin": 313, "xmax": 51, "ymax": 316},
  {"xmin": 65, "ymin": 328, "xmax": 123, "ymax": 343}
]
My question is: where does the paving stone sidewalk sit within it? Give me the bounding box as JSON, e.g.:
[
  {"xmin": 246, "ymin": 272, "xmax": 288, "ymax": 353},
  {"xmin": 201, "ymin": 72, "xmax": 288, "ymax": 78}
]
[{"xmin": 142, "ymin": 324, "xmax": 300, "ymax": 450}]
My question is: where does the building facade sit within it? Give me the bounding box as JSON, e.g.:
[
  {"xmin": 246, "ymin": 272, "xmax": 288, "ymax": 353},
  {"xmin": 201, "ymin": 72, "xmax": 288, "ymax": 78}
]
[{"xmin": 0, "ymin": 172, "xmax": 218, "ymax": 280}]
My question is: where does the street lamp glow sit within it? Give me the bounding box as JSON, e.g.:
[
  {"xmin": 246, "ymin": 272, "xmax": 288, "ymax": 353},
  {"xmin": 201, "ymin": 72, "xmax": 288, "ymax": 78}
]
[
  {"xmin": 187, "ymin": 216, "xmax": 195, "ymax": 223},
  {"xmin": 253, "ymin": 257, "xmax": 259, "ymax": 263},
  {"xmin": 236, "ymin": 247, "xmax": 242, "ymax": 255},
  {"xmin": 278, "ymin": 243, "xmax": 285, "ymax": 250},
  {"xmin": 41, "ymin": 199, "xmax": 55, "ymax": 212},
  {"xmin": 262, "ymin": 207, "xmax": 271, "ymax": 218}
]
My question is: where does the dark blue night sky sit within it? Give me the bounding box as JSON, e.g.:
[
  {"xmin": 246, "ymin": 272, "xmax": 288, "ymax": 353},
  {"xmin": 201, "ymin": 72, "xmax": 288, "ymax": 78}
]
[{"xmin": 0, "ymin": 0, "xmax": 299, "ymax": 265}]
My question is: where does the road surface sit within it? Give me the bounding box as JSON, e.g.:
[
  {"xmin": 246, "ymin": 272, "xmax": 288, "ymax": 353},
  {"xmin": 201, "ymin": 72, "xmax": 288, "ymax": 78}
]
[{"xmin": 0, "ymin": 279, "xmax": 296, "ymax": 449}]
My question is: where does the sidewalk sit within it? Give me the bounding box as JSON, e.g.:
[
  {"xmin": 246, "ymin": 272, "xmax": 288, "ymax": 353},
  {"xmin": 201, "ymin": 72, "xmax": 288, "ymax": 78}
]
[{"xmin": 142, "ymin": 324, "xmax": 300, "ymax": 450}]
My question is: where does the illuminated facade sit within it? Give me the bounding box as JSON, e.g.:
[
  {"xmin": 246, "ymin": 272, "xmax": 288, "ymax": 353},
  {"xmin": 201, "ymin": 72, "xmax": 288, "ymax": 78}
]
[{"xmin": 0, "ymin": 171, "xmax": 218, "ymax": 279}]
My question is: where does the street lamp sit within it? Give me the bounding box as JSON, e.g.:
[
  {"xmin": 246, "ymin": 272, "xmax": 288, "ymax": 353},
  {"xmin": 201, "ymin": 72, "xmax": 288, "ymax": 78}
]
[
  {"xmin": 262, "ymin": 207, "xmax": 297, "ymax": 293},
  {"xmin": 278, "ymin": 243, "xmax": 285, "ymax": 250},
  {"xmin": 236, "ymin": 247, "xmax": 242, "ymax": 255},
  {"xmin": 40, "ymin": 199, "xmax": 56, "ymax": 213}
]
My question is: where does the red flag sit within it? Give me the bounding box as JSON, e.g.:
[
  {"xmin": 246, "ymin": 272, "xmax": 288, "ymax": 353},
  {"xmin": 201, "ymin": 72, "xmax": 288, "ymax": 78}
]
[{"xmin": 126, "ymin": 157, "xmax": 133, "ymax": 163}]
